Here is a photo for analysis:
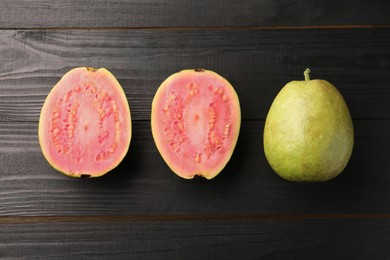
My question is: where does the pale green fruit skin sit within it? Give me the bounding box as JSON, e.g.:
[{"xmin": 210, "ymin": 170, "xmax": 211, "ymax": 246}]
[{"xmin": 263, "ymin": 76, "xmax": 354, "ymax": 182}]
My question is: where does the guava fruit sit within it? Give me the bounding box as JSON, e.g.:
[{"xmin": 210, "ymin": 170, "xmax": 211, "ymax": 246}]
[
  {"xmin": 263, "ymin": 69, "xmax": 354, "ymax": 182},
  {"xmin": 39, "ymin": 67, "xmax": 132, "ymax": 178},
  {"xmin": 151, "ymin": 69, "xmax": 241, "ymax": 179}
]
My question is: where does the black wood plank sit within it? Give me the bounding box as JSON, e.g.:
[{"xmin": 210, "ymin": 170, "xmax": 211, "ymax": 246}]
[
  {"xmin": 0, "ymin": 120, "xmax": 389, "ymax": 216},
  {"xmin": 0, "ymin": 29, "xmax": 389, "ymax": 122},
  {"xmin": 1, "ymin": 219, "xmax": 389, "ymax": 259},
  {"xmin": 0, "ymin": 0, "xmax": 390, "ymax": 28}
]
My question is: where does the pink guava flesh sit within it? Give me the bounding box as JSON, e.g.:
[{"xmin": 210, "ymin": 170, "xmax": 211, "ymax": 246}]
[
  {"xmin": 39, "ymin": 67, "xmax": 131, "ymax": 177},
  {"xmin": 151, "ymin": 69, "xmax": 241, "ymax": 179}
]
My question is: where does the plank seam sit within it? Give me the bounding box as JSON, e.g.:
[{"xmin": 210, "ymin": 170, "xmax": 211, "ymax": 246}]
[
  {"xmin": 1, "ymin": 214, "xmax": 390, "ymax": 224},
  {"xmin": 0, "ymin": 24, "xmax": 389, "ymax": 31}
]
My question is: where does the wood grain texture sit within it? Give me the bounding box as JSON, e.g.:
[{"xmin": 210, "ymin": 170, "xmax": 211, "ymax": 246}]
[
  {"xmin": 0, "ymin": 0, "xmax": 390, "ymax": 28},
  {"xmin": 1, "ymin": 1, "xmax": 390, "ymax": 259},
  {"xmin": 1, "ymin": 219, "xmax": 389, "ymax": 259},
  {"xmin": 1, "ymin": 120, "xmax": 389, "ymax": 216},
  {"xmin": 0, "ymin": 28, "xmax": 390, "ymax": 122}
]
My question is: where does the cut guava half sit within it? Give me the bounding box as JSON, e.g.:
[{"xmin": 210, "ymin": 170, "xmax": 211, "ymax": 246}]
[
  {"xmin": 151, "ymin": 69, "xmax": 241, "ymax": 179},
  {"xmin": 39, "ymin": 67, "xmax": 131, "ymax": 178}
]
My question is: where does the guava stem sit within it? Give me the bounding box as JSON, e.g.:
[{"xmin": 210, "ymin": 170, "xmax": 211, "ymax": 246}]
[
  {"xmin": 304, "ymin": 68, "xmax": 311, "ymax": 81},
  {"xmin": 86, "ymin": 67, "xmax": 97, "ymax": 72}
]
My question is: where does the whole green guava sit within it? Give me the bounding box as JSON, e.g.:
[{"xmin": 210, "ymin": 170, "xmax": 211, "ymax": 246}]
[{"xmin": 263, "ymin": 69, "xmax": 354, "ymax": 182}]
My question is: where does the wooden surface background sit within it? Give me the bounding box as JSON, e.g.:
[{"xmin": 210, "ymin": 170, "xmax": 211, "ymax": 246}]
[{"xmin": 1, "ymin": 1, "xmax": 390, "ymax": 259}]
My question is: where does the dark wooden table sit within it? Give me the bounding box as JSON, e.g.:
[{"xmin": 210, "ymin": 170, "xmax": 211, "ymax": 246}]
[{"xmin": 1, "ymin": 1, "xmax": 390, "ymax": 259}]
